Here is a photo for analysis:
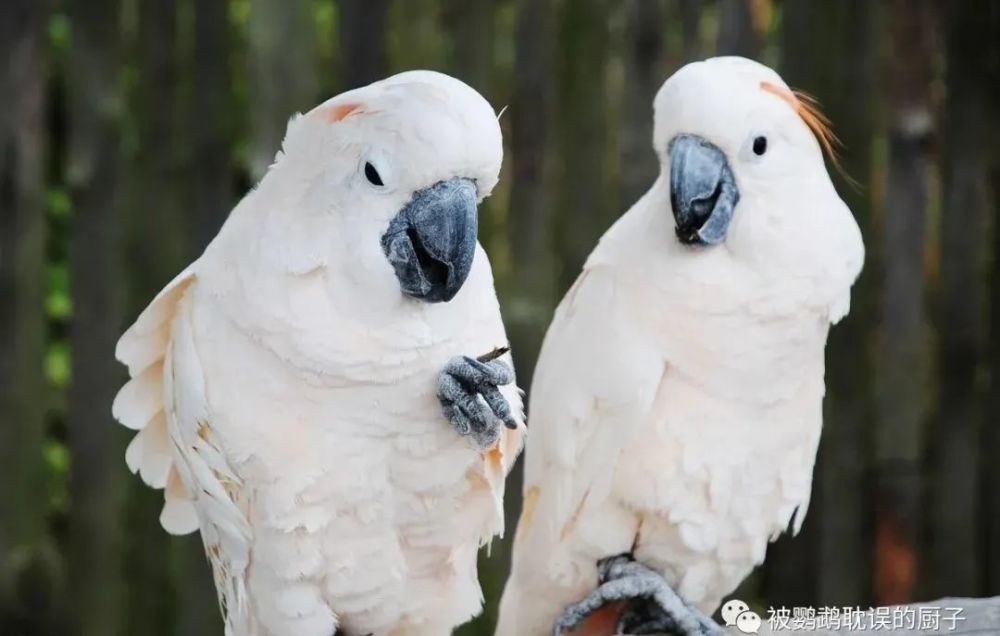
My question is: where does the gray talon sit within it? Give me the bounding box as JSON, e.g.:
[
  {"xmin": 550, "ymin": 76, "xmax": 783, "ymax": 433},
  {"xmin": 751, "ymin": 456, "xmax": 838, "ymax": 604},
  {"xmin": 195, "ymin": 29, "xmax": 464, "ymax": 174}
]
[
  {"xmin": 442, "ymin": 402, "xmax": 471, "ymax": 436},
  {"xmin": 552, "ymin": 554, "xmax": 723, "ymax": 636},
  {"xmin": 480, "ymin": 385, "xmax": 517, "ymax": 429},
  {"xmin": 438, "ymin": 354, "xmax": 516, "ymax": 448},
  {"xmin": 618, "ymin": 599, "xmax": 680, "ymax": 635}
]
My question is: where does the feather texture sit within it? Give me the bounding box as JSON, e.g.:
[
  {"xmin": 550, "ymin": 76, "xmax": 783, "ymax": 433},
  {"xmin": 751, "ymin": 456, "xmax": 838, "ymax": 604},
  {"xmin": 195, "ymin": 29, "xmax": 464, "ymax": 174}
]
[
  {"xmin": 497, "ymin": 57, "xmax": 863, "ymax": 636},
  {"xmin": 113, "ymin": 70, "xmax": 522, "ymax": 636},
  {"xmin": 113, "ymin": 268, "xmax": 197, "ymax": 526}
]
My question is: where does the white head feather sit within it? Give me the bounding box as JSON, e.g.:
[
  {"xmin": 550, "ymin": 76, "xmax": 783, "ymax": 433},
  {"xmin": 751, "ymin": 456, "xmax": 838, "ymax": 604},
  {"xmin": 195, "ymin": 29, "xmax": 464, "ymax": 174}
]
[
  {"xmin": 599, "ymin": 57, "xmax": 864, "ymax": 322},
  {"xmin": 206, "ymin": 71, "xmax": 504, "ymax": 321}
]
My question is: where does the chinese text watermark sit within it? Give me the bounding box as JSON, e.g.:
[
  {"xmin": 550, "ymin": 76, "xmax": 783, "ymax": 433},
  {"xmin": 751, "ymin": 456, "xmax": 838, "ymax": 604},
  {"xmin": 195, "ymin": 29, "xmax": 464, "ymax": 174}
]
[{"xmin": 723, "ymin": 599, "xmax": 968, "ymax": 633}]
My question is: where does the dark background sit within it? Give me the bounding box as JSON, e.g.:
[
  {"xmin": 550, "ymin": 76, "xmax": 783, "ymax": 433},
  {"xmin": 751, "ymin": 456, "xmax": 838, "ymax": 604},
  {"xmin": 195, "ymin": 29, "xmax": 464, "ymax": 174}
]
[{"xmin": 2, "ymin": 0, "xmax": 1000, "ymax": 634}]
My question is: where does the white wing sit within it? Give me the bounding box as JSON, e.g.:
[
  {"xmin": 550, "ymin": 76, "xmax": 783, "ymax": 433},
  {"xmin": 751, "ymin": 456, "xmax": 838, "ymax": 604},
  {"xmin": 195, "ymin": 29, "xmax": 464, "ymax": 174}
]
[
  {"xmin": 114, "ymin": 268, "xmax": 199, "ymax": 531},
  {"xmin": 502, "ymin": 260, "xmax": 830, "ymax": 635},
  {"xmin": 515, "ymin": 264, "xmax": 667, "ymax": 572},
  {"xmin": 113, "ymin": 268, "xmax": 253, "ymax": 635}
]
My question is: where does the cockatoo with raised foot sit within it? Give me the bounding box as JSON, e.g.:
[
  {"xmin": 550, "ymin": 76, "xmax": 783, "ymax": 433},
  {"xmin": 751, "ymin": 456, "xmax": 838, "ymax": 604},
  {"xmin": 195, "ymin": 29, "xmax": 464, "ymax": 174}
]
[
  {"xmin": 496, "ymin": 57, "xmax": 864, "ymax": 636},
  {"xmin": 113, "ymin": 70, "xmax": 524, "ymax": 636}
]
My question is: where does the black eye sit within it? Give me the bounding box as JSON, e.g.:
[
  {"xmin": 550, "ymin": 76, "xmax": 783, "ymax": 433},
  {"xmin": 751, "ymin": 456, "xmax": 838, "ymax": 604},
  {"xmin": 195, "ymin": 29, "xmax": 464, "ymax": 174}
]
[
  {"xmin": 752, "ymin": 136, "xmax": 767, "ymax": 156},
  {"xmin": 364, "ymin": 162, "xmax": 384, "ymax": 186}
]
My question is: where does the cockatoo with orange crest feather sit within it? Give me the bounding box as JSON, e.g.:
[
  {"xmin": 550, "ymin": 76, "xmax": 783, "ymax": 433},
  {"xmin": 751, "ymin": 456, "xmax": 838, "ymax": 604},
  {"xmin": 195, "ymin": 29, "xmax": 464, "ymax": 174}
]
[
  {"xmin": 113, "ymin": 70, "xmax": 524, "ymax": 636},
  {"xmin": 496, "ymin": 57, "xmax": 863, "ymax": 636}
]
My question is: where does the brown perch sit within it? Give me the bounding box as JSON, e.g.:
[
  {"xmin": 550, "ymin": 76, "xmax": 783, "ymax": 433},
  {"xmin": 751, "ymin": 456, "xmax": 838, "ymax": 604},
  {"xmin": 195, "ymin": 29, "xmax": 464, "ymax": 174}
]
[{"xmin": 476, "ymin": 345, "xmax": 511, "ymax": 364}]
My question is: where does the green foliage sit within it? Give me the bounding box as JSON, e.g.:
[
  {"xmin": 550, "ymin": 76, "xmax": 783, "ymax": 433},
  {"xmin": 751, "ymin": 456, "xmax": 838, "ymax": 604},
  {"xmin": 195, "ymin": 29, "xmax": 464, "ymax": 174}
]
[
  {"xmin": 43, "ymin": 441, "xmax": 70, "ymax": 513},
  {"xmin": 47, "ymin": 12, "xmax": 70, "ymax": 54},
  {"xmin": 45, "ymin": 264, "xmax": 71, "ymax": 322},
  {"xmin": 45, "ymin": 189, "xmax": 72, "ymax": 325},
  {"xmin": 45, "ymin": 341, "xmax": 70, "ymax": 390},
  {"xmin": 314, "ymin": 0, "xmax": 338, "ymax": 75}
]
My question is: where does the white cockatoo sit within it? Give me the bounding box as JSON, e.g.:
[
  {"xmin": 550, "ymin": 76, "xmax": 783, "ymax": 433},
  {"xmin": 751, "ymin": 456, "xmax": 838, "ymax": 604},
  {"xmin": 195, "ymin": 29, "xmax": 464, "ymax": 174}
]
[
  {"xmin": 112, "ymin": 71, "xmax": 524, "ymax": 636},
  {"xmin": 496, "ymin": 57, "xmax": 864, "ymax": 636}
]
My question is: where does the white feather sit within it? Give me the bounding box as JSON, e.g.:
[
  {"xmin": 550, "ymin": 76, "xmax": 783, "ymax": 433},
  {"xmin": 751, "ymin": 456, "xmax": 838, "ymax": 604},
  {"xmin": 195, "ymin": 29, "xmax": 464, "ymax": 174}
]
[
  {"xmin": 497, "ymin": 57, "xmax": 863, "ymax": 636},
  {"xmin": 111, "ymin": 362, "xmax": 163, "ymax": 430},
  {"xmin": 113, "ymin": 70, "xmax": 522, "ymax": 636}
]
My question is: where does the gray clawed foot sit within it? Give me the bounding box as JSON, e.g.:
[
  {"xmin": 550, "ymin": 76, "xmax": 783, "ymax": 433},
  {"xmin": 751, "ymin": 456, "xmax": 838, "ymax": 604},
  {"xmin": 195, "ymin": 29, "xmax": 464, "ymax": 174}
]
[
  {"xmin": 618, "ymin": 598, "xmax": 681, "ymax": 635},
  {"xmin": 552, "ymin": 554, "xmax": 723, "ymax": 636},
  {"xmin": 438, "ymin": 350, "xmax": 517, "ymax": 448}
]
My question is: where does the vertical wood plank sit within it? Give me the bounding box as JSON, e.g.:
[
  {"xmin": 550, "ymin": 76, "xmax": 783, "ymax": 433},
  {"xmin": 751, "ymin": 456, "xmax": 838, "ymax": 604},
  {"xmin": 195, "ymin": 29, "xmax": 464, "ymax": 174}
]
[
  {"xmin": 0, "ymin": 0, "xmax": 54, "ymax": 629},
  {"xmin": 875, "ymin": 0, "xmax": 936, "ymax": 606}
]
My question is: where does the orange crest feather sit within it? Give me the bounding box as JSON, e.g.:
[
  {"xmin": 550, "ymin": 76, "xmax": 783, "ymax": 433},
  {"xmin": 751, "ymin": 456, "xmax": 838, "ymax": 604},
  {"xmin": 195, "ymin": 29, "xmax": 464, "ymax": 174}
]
[{"xmin": 759, "ymin": 81, "xmax": 851, "ymax": 183}]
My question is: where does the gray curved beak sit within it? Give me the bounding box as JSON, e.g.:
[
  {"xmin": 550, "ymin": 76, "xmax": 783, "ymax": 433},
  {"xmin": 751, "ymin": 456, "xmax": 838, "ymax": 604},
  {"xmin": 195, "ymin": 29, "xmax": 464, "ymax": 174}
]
[
  {"xmin": 381, "ymin": 177, "xmax": 479, "ymax": 303},
  {"xmin": 669, "ymin": 134, "xmax": 739, "ymax": 246}
]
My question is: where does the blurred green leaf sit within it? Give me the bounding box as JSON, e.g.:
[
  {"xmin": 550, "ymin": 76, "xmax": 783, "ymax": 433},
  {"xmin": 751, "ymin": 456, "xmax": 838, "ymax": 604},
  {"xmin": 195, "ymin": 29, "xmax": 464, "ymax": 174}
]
[
  {"xmin": 231, "ymin": 0, "xmax": 250, "ymax": 26},
  {"xmin": 46, "ymin": 263, "xmax": 72, "ymax": 320},
  {"xmin": 45, "ymin": 293, "xmax": 72, "ymax": 321},
  {"xmin": 43, "ymin": 441, "xmax": 70, "ymax": 475},
  {"xmin": 47, "ymin": 187, "xmax": 71, "ymax": 220},
  {"xmin": 314, "ymin": 0, "xmax": 336, "ymax": 63},
  {"xmin": 46, "ymin": 341, "xmax": 71, "ymax": 389},
  {"xmin": 233, "ymin": 138, "xmax": 250, "ymax": 171},
  {"xmin": 48, "ymin": 12, "xmax": 70, "ymax": 53},
  {"xmin": 43, "ymin": 440, "xmax": 70, "ymax": 512}
]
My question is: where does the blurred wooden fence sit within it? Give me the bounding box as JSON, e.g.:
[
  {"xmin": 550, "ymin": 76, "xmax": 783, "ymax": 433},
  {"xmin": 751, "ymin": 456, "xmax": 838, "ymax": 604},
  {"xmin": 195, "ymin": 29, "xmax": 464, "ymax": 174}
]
[{"xmin": 2, "ymin": 1, "xmax": 1000, "ymax": 635}]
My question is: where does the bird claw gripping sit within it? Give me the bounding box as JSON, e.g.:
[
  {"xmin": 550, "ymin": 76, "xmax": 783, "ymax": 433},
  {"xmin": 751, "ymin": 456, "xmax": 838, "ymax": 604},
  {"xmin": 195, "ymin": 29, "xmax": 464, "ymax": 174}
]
[
  {"xmin": 438, "ymin": 348, "xmax": 517, "ymax": 449},
  {"xmin": 552, "ymin": 554, "xmax": 724, "ymax": 636}
]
